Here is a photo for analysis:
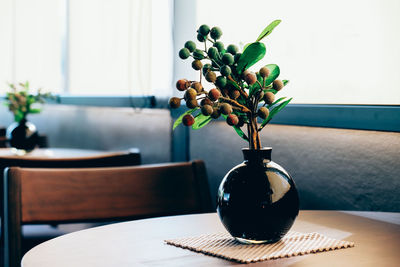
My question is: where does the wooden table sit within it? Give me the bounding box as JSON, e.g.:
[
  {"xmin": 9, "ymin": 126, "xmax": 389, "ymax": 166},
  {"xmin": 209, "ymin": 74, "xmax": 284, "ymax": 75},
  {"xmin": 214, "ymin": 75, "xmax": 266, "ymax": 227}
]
[
  {"xmin": 0, "ymin": 148, "xmax": 124, "ymax": 159},
  {"xmin": 21, "ymin": 211, "xmax": 400, "ymax": 267}
]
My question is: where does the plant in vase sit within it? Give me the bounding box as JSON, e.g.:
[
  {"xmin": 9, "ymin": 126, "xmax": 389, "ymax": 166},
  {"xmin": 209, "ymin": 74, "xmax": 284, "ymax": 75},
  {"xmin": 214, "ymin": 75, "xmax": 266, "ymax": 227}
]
[
  {"xmin": 170, "ymin": 20, "xmax": 299, "ymax": 244},
  {"xmin": 3, "ymin": 81, "xmax": 52, "ymax": 154}
]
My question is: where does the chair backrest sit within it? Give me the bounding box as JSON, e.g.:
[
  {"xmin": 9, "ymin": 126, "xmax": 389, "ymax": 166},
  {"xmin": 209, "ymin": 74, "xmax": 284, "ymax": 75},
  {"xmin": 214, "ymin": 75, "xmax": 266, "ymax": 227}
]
[{"xmin": 3, "ymin": 160, "xmax": 212, "ymax": 267}]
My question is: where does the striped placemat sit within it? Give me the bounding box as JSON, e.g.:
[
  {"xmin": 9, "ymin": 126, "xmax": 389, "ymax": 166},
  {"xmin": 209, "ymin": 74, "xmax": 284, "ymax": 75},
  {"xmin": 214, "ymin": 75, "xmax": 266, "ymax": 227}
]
[{"xmin": 165, "ymin": 231, "xmax": 354, "ymax": 263}]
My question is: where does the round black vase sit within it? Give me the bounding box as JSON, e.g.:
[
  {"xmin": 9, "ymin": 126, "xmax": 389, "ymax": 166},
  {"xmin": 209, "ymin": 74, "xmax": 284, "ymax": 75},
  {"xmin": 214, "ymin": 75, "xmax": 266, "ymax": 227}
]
[
  {"xmin": 6, "ymin": 119, "xmax": 39, "ymax": 154},
  {"xmin": 216, "ymin": 148, "xmax": 299, "ymax": 244}
]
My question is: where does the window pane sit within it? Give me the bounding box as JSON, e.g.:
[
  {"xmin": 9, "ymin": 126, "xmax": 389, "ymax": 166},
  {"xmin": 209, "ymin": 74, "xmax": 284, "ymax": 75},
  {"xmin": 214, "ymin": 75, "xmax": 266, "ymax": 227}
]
[
  {"xmin": 196, "ymin": 0, "xmax": 400, "ymax": 105},
  {"xmin": 0, "ymin": 0, "xmax": 63, "ymax": 93},
  {"xmin": 69, "ymin": 0, "xmax": 173, "ymax": 96}
]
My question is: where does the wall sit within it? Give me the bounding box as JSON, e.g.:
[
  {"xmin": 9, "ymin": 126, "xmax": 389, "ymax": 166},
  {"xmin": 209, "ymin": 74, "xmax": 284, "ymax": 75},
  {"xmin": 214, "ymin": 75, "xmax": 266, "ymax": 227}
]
[
  {"xmin": 191, "ymin": 122, "xmax": 400, "ymax": 212},
  {"xmin": 0, "ymin": 105, "xmax": 171, "ymax": 164},
  {"xmin": 1, "ymin": 105, "xmax": 399, "ymax": 211}
]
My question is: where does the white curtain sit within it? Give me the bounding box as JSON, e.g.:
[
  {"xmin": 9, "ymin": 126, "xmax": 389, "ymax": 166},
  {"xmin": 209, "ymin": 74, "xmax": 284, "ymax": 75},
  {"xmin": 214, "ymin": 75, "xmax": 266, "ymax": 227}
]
[{"xmin": 0, "ymin": 0, "xmax": 173, "ymax": 96}]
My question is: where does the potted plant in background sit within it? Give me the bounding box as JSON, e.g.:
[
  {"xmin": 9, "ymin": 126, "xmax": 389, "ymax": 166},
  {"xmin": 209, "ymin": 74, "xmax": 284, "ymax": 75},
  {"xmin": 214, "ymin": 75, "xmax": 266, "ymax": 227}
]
[
  {"xmin": 3, "ymin": 81, "xmax": 52, "ymax": 155},
  {"xmin": 170, "ymin": 20, "xmax": 299, "ymax": 244}
]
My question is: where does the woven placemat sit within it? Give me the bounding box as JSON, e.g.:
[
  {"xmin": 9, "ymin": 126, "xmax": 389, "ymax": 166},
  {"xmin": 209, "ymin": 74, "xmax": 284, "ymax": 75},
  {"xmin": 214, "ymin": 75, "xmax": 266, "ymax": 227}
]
[{"xmin": 165, "ymin": 231, "xmax": 354, "ymax": 263}]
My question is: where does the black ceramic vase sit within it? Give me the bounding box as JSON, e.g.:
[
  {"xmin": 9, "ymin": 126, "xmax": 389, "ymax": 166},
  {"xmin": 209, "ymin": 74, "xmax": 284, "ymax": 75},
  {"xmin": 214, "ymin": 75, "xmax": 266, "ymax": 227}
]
[
  {"xmin": 216, "ymin": 148, "xmax": 299, "ymax": 244},
  {"xmin": 6, "ymin": 118, "xmax": 39, "ymax": 154}
]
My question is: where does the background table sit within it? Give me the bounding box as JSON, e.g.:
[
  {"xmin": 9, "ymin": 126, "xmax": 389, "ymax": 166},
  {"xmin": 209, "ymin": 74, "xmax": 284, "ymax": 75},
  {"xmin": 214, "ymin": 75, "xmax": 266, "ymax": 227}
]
[
  {"xmin": 0, "ymin": 148, "xmax": 133, "ymax": 159},
  {"xmin": 21, "ymin": 211, "xmax": 400, "ymax": 267}
]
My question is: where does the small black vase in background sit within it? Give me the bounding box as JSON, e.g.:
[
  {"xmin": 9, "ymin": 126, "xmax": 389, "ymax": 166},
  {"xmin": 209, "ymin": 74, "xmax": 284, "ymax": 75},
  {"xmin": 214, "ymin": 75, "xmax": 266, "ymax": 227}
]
[
  {"xmin": 217, "ymin": 148, "xmax": 299, "ymax": 244},
  {"xmin": 6, "ymin": 118, "xmax": 39, "ymax": 155}
]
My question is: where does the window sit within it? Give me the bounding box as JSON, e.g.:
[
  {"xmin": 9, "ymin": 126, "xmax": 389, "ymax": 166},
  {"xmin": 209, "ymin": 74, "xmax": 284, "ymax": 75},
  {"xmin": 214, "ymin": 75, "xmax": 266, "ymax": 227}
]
[
  {"xmin": 0, "ymin": 0, "xmax": 173, "ymax": 96},
  {"xmin": 196, "ymin": 0, "xmax": 400, "ymax": 105}
]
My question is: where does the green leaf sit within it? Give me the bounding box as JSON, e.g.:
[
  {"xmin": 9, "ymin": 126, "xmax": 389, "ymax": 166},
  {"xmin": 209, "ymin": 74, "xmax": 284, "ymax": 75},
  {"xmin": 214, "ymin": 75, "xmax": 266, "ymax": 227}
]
[
  {"xmin": 29, "ymin": 108, "xmax": 42, "ymax": 114},
  {"xmin": 192, "ymin": 113, "xmax": 212, "ymax": 130},
  {"xmin": 173, "ymin": 108, "xmax": 198, "ymax": 130},
  {"xmin": 233, "ymin": 125, "xmax": 249, "ymax": 142},
  {"xmin": 222, "ymin": 114, "xmax": 249, "ymax": 141},
  {"xmin": 14, "ymin": 111, "xmax": 25, "ymax": 123},
  {"xmin": 226, "ymin": 79, "xmax": 241, "ymax": 91},
  {"xmin": 283, "ymin": 80, "xmax": 289, "ymax": 86},
  {"xmin": 259, "ymin": 97, "xmax": 292, "ymax": 131},
  {"xmin": 236, "ymin": 42, "xmax": 266, "ymax": 74},
  {"xmin": 264, "ymin": 89, "xmax": 278, "ymax": 94},
  {"xmin": 263, "ymin": 64, "xmax": 280, "ymax": 87},
  {"xmin": 256, "ymin": 20, "xmax": 281, "ymax": 42},
  {"xmin": 268, "ymin": 96, "xmax": 286, "ymax": 107}
]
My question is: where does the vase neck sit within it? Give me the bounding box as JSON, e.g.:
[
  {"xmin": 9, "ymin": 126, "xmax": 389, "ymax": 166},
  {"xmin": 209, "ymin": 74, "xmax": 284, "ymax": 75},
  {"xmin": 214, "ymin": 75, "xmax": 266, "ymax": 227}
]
[{"xmin": 242, "ymin": 148, "xmax": 272, "ymax": 165}]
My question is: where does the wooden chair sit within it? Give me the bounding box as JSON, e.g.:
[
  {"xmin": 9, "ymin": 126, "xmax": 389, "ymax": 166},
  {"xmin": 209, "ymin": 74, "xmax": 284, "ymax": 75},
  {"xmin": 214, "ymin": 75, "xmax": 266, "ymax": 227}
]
[
  {"xmin": 0, "ymin": 148, "xmax": 141, "ymax": 266},
  {"xmin": 3, "ymin": 160, "xmax": 212, "ymax": 267}
]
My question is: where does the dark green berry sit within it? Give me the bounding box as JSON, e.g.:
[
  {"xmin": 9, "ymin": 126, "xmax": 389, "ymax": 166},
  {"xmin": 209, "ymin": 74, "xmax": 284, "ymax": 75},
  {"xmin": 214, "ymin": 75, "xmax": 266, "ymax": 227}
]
[
  {"xmin": 197, "ymin": 33, "xmax": 206, "ymax": 42},
  {"xmin": 210, "ymin": 108, "xmax": 221, "ymax": 119},
  {"xmin": 258, "ymin": 107, "xmax": 270, "ymax": 119},
  {"xmin": 193, "ymin": 49, "xmax": 205, "ymax": 60},
  {"xmin": 227, "ymin": 44, "xmax": 239, "ymax": 55},
  {"xmin": 169, "ymin": 97, "xmax": 181, "ymax": 109},
  {"xmin": 201, "ymin": 104, "xmax": 213, "ymax": 116},
  {"xmin": 213, "ymin": 41, "xmax": 224, "ymax": 52},
  {"xmin": 198, "ymin": 24, "xmax": 210, "ymax": 36},
  {"xmin": 202, "ymin": 64, "xmax": 212, "ymax": 75},
  {"xmin": 215, "ymin": 76, "xmax": 227, "ymax": 88},
  {"xmin": 205, "ymin": 71, "xmax": 217, "ymax": 83},
  {"xmin": 211, "ymin": 61, "xmax": 220, "ymax": 68},
  {"xmin": 210, "ymin": 26, "xmax": 222, "ymax": 40},
  {"xmin": 207, "ymin": 47, "xmax": 219, "ymax": 60},
  {"xmin": 184, "ymin": 41, "xmax": 196, "ymax": 52},
  {"xmin": 237, "ymin": 116, "xmax": 245, "ymax": 127},
  {"xmin": 220, "ymin": 65, "xmax": 231, "ymax": 77},
  {"xmin": 192, "ymin": 60, "xmax": 203, "ymax": 70},
  {"xmin": 222, "ymin": 53, "xmax": 234, "ymax": 65},
  {"xmin": 234, "ymin": 53, "xmax": 241, "ymax": 63},
  {"xmin": 179, "ymin": 48, "xmax": 190, "ymax": 59},
  {"xmin": 220, "ymin": 103, "xmax": 233, "ymax": 115}
]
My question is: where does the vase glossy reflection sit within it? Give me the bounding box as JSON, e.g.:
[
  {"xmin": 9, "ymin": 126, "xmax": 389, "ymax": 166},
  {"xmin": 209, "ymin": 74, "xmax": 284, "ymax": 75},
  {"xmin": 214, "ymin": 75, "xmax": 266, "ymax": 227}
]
[
  {"xmin": 216, "ymin": 148, "xmax": 299, "ymax": 244},
  {"xmin": 6, "ymin": 119, "xmax": 39, "ymax": 155}
]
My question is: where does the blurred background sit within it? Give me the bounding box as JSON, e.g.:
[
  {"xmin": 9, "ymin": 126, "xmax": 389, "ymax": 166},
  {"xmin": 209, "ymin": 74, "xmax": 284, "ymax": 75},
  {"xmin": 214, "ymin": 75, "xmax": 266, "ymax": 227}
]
[{"xmin": 0, "ymin": 0, "xmax": 399, "ymax": 211}]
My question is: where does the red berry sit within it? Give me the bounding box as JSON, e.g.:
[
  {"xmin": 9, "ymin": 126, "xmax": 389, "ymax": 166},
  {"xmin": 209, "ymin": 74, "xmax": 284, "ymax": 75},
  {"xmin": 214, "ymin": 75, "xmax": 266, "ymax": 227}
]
[
  {"xmin": 176, "ymin": 79, "xmax": 190, "ymax": 91},
  {"xmin": 182, "ymin": 114, "xmax": 195, "ymax": 126},
  {"xmin": 226, "ymin": 114, "xmax": 239, "ymax": 126},
  {"xmin": 208, "ymin": 88, "xmax": 221, "ymax": 101}
]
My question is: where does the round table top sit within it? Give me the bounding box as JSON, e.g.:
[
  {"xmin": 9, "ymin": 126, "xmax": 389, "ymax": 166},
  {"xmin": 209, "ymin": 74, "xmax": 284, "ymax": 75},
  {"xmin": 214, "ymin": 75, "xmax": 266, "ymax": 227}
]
[
  {"xmin": 0, "ymin": 148, "xmax": 131, "ymax": 159},
  {"xmin": 21, "ymin": 211, "xmax": 400, "ymax": 267}
]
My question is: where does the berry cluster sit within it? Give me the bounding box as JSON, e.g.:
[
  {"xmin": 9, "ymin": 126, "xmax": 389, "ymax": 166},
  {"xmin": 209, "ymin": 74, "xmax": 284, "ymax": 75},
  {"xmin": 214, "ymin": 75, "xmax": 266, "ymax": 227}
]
[{"xmin": 170, "ymin": 21, "xmax": 291, "ymax": 150}]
